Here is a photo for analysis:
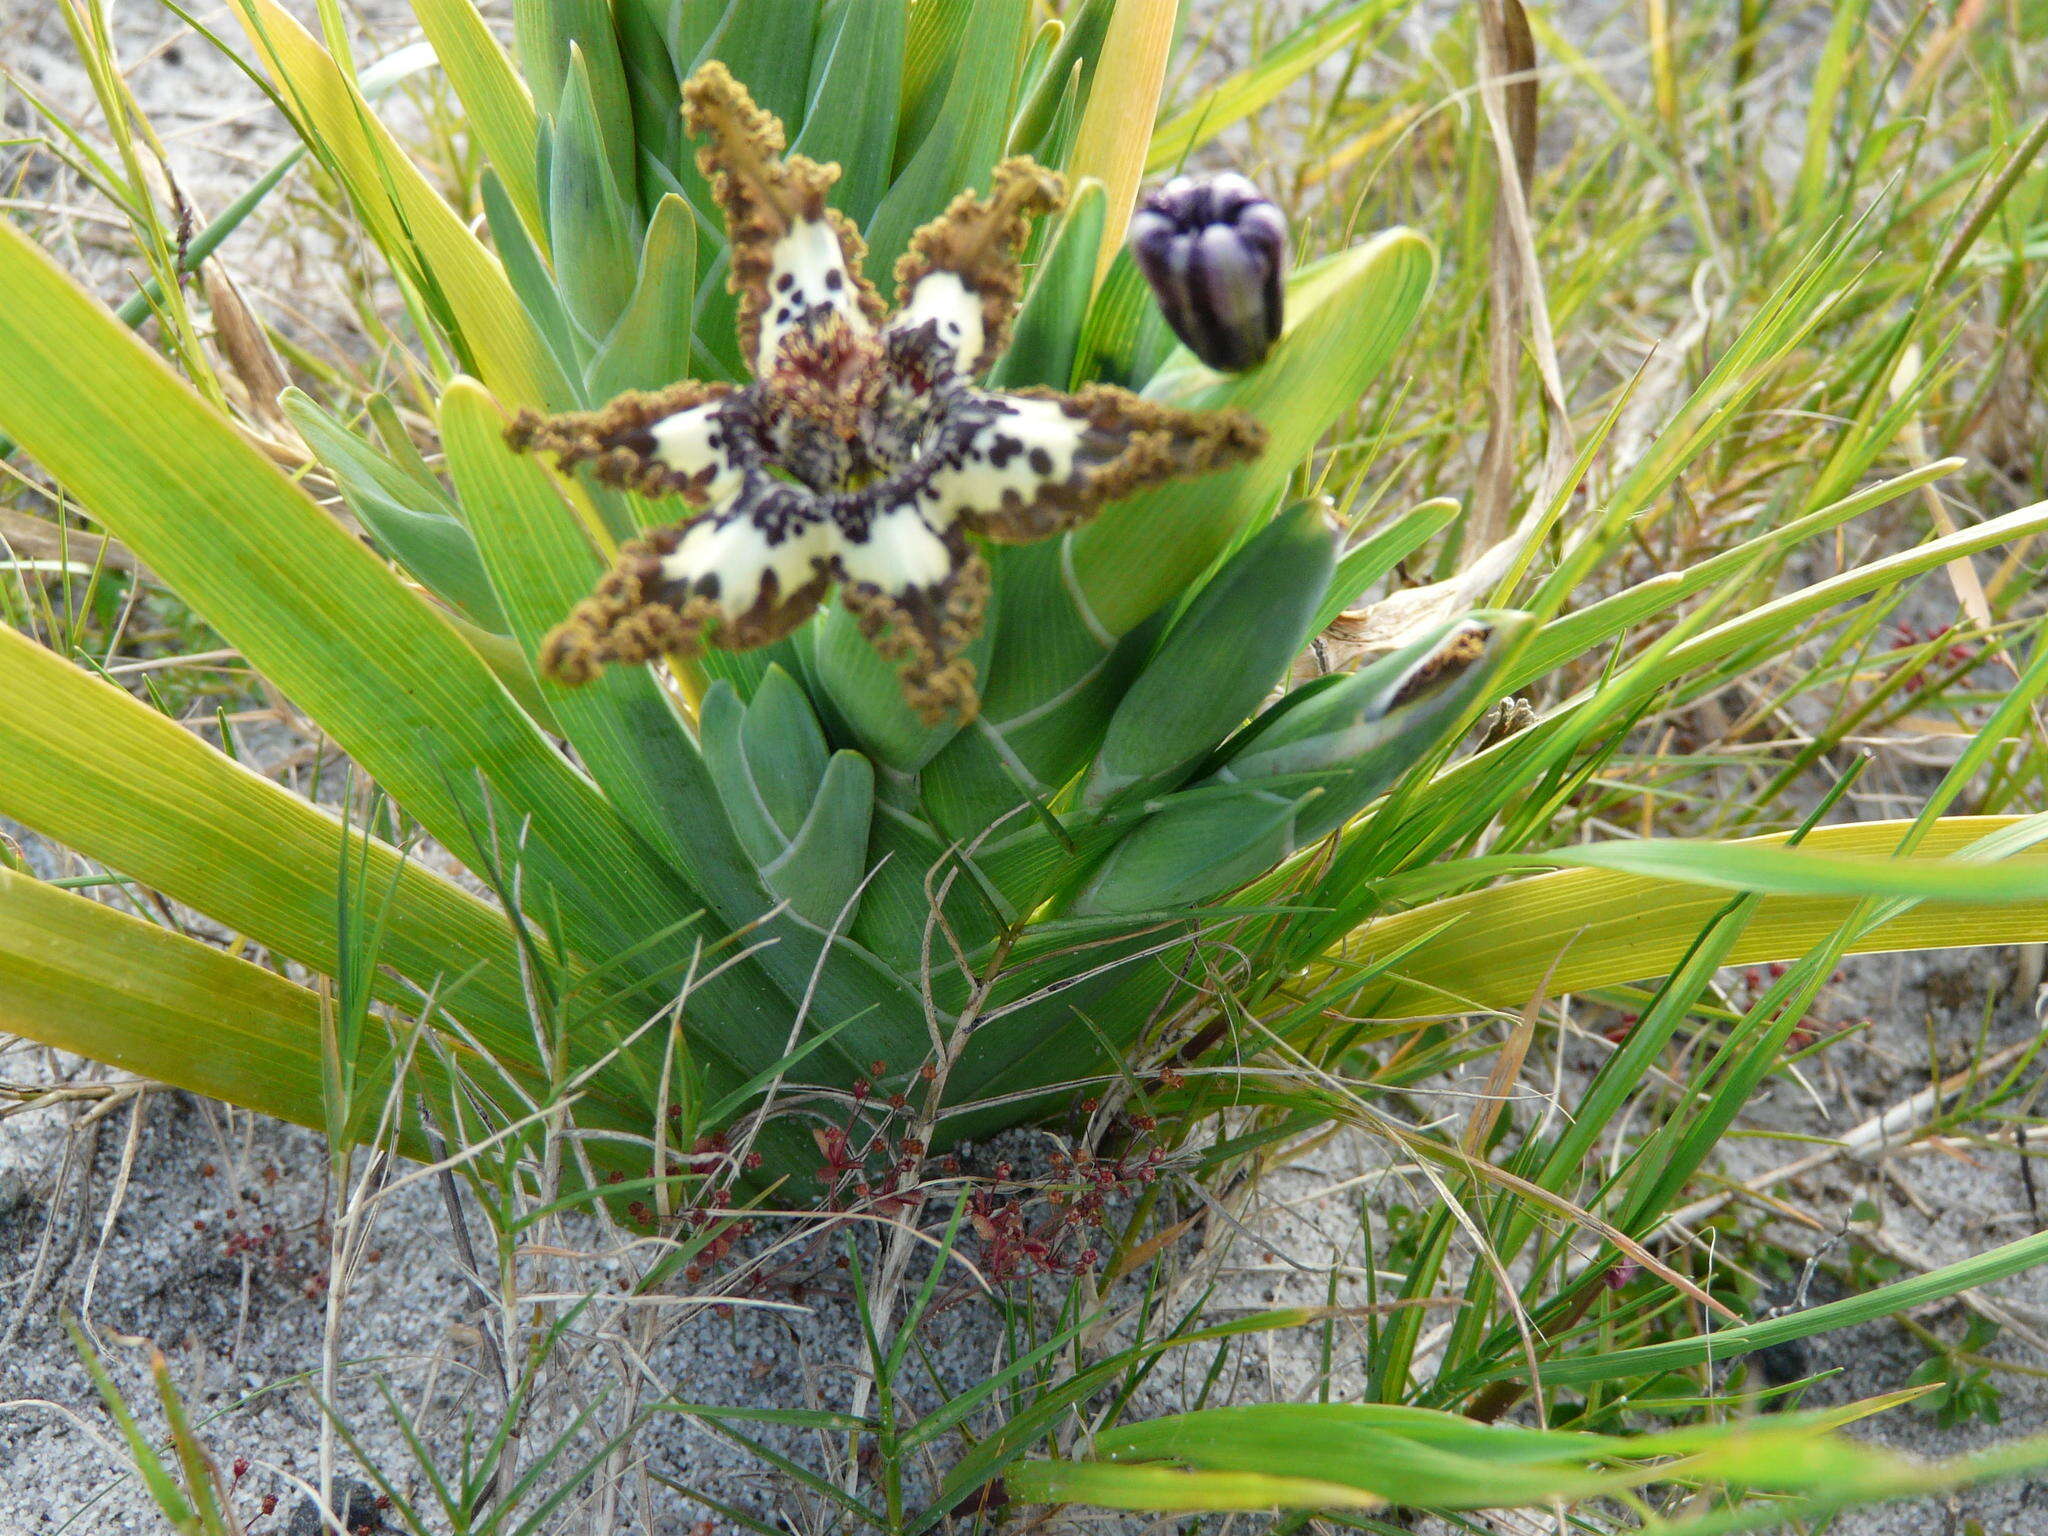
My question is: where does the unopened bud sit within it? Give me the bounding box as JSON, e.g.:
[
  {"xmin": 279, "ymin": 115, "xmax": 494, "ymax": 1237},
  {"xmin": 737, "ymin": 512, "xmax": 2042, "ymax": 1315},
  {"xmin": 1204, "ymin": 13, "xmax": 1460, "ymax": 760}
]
[{"xmin": 1129, "ymin": 173, "xmax": 1287, "ymax": 372}]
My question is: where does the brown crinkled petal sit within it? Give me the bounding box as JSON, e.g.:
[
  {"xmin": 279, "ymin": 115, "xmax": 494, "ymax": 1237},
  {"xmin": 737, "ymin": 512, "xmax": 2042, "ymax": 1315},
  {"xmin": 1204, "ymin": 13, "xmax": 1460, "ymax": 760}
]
[
  {"xmin": 682, "ymin": 61, "xmax": 885, "ymax": 372},
  {"xmin": 540, "ymin": 477, "xmax": 839, "ymax": 685},
  {"xmin": 889, "ymin": 157, "xmax": 1064, "ymax": 378},
  {"xmin": 507, "ymin": 382, "xmax": 742, "ymax": 503},
  {"xmin": 539, "ymin": 543, "xmax": 719, "ymax": 684},
  {"xmin": 839, "ymin": 543, "xmax": 991, "ymax": 727},
  {"xmin": 906, "ymin": 383, "xmax": 1266, "ymax": 544}
]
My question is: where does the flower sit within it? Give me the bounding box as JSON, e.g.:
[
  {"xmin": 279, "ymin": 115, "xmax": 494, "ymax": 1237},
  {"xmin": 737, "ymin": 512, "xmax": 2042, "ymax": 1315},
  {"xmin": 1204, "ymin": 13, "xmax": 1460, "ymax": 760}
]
[
  {"xmin": 509, "ymin": 63, "xmax": 1264, "ymax": 724},
  {"xmin": 1128, "ymin": 173, "xmax": 1288, "ymax": 372}
]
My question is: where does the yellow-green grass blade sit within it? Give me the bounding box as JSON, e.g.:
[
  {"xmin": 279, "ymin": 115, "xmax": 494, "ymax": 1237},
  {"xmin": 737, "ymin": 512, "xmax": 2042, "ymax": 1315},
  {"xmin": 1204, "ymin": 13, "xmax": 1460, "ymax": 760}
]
[
  {"xmin": 0, "ymin": 625, "xmax": 549, "ymax": 1078},
  {"xmin": 1344, "ymin": 817, "xmax": 2048, "ymax": 1018},
  {"xmin": 409, "ymin": 0, "xmax": 542, "ymax": 239},
  {"xmin": 1009, "ymin": 1400, "xmax": 2048, "ymax": 1517},
  {"xmin": 1067, "ymin": 0, "xmax": 1176, "ymax": 278},
  {"xmin": 232, "ymin": 0, "xmax": 564, "ymax": 406},
  {"xmin": 1008, "ymin": 1463, "xmax": 1383, "ymax": 1513},
  {"xmin": 440, "ymin": 381, "xmax": 933, "ymax": 1078},
  {"xmin": 0, "ymin": 865, "xmax": 343, "ymax": 1135},
  {"xmin": 0, "ymin": 219, "xmax": 737, "ymax": 1112},
  {"xmin": 1146, "ymin": 0, "xmax": 1402, "ymax": 174}
]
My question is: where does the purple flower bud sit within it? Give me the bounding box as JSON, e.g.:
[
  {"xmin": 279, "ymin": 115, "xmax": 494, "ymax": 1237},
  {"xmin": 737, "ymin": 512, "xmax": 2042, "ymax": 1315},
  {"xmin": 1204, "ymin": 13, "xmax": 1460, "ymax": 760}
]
[{"xmin": 1129, "ymin": 173, "xmax": 1287, "ymax": 372}]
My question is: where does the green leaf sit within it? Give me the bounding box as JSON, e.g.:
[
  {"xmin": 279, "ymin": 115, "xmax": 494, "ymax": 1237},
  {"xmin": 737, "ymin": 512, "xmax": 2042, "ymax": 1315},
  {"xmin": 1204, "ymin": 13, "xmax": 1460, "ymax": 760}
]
[
  {"xmin": 612, "ymin": 0, "xmax": 683, "ymax": 199},
  {"xmin": 1313, "ymin": 496, "xmax": 1461, "ymax": 634},
  {"xmin": 235, "ymin": 0, "xmax": 562, "ymax": 406},
  {"xmin": 1013, "ymin": 1400, "xmax": 1987, "ymax": 1515},
  {"xmin": 441, "ymin": 381, "xmax": 929, "ymax": 1110},
  {"xmin": 1225, "ymin": 613, "xmax": 1530, "ymax": 786},
  {"xmin": 1084, "ymin": 501, "xmax": 1335, "ymax": 809},
  {"xmin": 515, "ymin": 0, "xmax": 637, "ymax": 202},
  {"xmin": 1068, "ymin": 783, "xmax": 1312, "ymax": 917},
  {"xmin": 1008, "ymin": 1461, "xmax": 1384, "ymax": 1513},
  {"xmin": 1537, "ymin": 834, "xmax": 2048, "ymax": 904},
  {"xmin": 586, "ymin": 192, "xmax": 697, "ymax": 399},
  {"xmin": 282, "ymin": 387, "xmax": 507, "ymax": 630},
  {"xmin": 987, "ymin": 180, "xmax": 1106, "ymax": 391},
  {"xmin": 1496, "ymin": 1224, "xmax": 2048, "ymax": 1390},
  {"xmin": 697, "ymin": 0, "xmax": 819, "ymax": 139},
  {"xmin": 1146, "ymin": 0, "xmax": 1400, "ymax": 173},
  {"xmin": 550, "ymin": 47, "xmax": 642, "ymax": 347},
  {"xmin": 1070, "ymin": 246, "xmax": 1178, "ymax": 388},
  {"xmin": 700, "ymin": 681, "xmax": 789, "ymax": 866},
  {"xmin": 0, "ymin": 865, "xmax": 339, "ymax": 1135},
  {"xmin": 1009, "ymin": 0, "xmax": 1112, "ymax": 157},
  {"xmin": 481, "ymin": 167, "xmax": 584, "ymax": 408},
  {"xmin": 1076, "ymin": 229, "xmax": 1438, "ymax": 633},
  {"xmin": 792, "ymin": 0, "xmax": 904, "ymax": 227},
  {"xmin": 865, "ymin": 0, "xmax": 1030, "ymax": 284},
  {"xmin": 898, "ymin": 0, "xmax": 976, "ymax": 165},
  {"xmin": 0, "ymin": 222, "xmax": 735, "ymax": 1114},
  {"xmin": 0, "ymin": 626, "xmax": 544, "ymax": 1084},
  {"xmin": 811, "ymin": 588, "xmax": 995, "ymax": 774},
  {"xmin": 764, "ymin": 751, "xmax": 877, "ymax": 928},
  {"xmin": 1073, "ymin": 613, "xmax": 1533, "ymax": 915},
  {"xmin": 1344, "ymin": 817, "xmax": 2048, "ymax": 1021}
]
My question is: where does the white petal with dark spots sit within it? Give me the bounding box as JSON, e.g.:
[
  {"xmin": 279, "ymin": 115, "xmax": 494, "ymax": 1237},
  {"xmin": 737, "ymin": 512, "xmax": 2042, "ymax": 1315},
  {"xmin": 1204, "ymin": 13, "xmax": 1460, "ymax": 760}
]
[{"xmin": 758, "ymin": 218, "xmax": 870, "ymax": 372}]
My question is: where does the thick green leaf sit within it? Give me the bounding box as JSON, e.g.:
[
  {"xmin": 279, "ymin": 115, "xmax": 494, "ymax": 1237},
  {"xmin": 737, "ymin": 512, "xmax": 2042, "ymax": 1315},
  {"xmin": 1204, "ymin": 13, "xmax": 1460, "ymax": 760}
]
[
  {"xmin": 515, "ymin": 0, "xmax": 637, "ymax": 202},
  {"xmin": 613, "ymin": 0, "xmax": 685, "ymax": 208},
  {"xmin": 1008, "ymin": 1462, "xmax": 1383, "ymax": 1513},
  {"xmin": 764, "ymin": 751, "xmax": 878, "ymax": 927},
  {"xmin": 550, "ymin": 47, "xmax": 642, "ymax": 347},
  {"xmin": 586, "ymin": 192, "xmax": 697, "ymax": 399},
  {"xmin": 792, "ymin": 0, "xmax": 904, "ymax": 227},
  {"xmin": 987, "ymin": 180, "xmax": 1106, "ymax": 391},
  {"xmin": 697, "ymin": 0, "xmax": 818, "ymax": 139},
  {"xmin": 897, "ymin": 0, "xmax": 976, "ymax": 166},
  {"xmin": 919, "ymin": 230, "xmax": 1438, "ymax": 848},
  {"xmin": 1084, "ymin": 502, "xmax": 1335, "ymax": 809},
  {"xmin": 1077, "ymin": 229, "xmax": 1437, "ymax": 632},
  {"xmin": 1074, "ymin": 614, "xmax": 1531, "ymax": 914},
  {"xmin": 481, "ymin": 167, "xmax": 585, "ymax": 409},
  {"xmin": 283, "ymin": 387, "xmax": 506, "ymax": 629},
  {"xmin": 865, "ymin": 0, "xmax": 1030, "ymax": 284},
  {"xmin": 811, "ymin": 586, "xmax": 996, "ymax": 774},
  {"xmin": 441, "ymin": 381, "xmax": 931, "ymax": 1097},
  {"xmin": 739, "ymin": 666, "xmax": 835, "ymax": 840}
]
